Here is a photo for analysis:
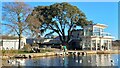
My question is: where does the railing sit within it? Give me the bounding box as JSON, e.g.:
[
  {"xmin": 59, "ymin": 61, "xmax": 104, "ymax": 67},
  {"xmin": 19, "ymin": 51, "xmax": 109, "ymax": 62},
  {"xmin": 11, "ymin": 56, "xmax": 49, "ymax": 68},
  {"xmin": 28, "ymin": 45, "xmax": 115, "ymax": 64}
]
[
  {"xmin": 72, "ymin": 31, "xmax": 112, "ymax": 37},
  {"xmin": 101, "ymin": 33, "xmax": 111, "ymax": 36},
  {"xmin": 93, "ymin": 32, "xmax": 111, "ymax": 36}
]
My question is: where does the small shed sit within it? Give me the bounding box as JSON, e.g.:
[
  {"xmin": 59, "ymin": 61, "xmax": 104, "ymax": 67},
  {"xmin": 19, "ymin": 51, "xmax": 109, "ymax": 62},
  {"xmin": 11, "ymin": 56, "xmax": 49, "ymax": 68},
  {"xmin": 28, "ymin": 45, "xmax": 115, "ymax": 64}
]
[{"xmin": 0, "ymin": 35, "xmax": 26, "ymax": 50}]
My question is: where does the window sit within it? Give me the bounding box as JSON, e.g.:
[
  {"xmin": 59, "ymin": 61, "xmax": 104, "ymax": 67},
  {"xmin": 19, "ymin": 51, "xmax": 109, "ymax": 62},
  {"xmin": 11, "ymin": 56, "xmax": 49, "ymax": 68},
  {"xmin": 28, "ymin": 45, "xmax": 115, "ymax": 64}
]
[
  {"xmin": 94, "ymin": 27, "xmax": 100, "ymax": 32},
  {"xmin": 84, "ymin": 28, "xmax": 93, "ymax": 36},
  {"xmin": 0, "ymin": 41, "xmax": 3, "ymax": 46},
  {"xmin": 93, "ymin": 27, "xmax": 103, "ymax": 36}
]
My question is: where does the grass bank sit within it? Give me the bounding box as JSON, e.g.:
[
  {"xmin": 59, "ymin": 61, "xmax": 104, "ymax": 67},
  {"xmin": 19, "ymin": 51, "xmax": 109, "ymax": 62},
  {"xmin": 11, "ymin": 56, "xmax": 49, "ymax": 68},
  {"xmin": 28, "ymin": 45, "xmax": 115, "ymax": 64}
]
[{"xmin": 0, "ymin": 48, "xmax": 55, "ymax": 56}]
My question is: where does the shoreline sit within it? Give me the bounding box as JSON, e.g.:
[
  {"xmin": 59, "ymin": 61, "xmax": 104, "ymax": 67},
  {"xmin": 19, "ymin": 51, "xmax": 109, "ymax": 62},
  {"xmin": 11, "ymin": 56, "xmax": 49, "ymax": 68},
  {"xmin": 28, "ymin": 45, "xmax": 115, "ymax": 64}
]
[
  {"xmin": 1, "ymin": 50, "xmax": 120, "ymax": 59},
  {"xmin": 0, "ymin": 50, "xmax": 120, "ymax": 67}
]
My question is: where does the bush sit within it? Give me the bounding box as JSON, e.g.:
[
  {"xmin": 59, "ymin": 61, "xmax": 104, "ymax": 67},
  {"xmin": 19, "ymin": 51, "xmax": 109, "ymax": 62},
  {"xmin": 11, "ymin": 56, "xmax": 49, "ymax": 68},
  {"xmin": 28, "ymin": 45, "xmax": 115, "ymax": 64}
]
[
  {"xmin": 17, "ymin": 50, "xmax": 28, "ymax": 54},
  {"xmin": 2, "ymin": 49, "xmax": 6, "ymax": 56},
  {"xmin": 2, "ymin": 49, "xmax": 17, "ymax": 56},
  {"xmin": 22, "ymin": 44, "xmax": 32, "ymax": 53}
]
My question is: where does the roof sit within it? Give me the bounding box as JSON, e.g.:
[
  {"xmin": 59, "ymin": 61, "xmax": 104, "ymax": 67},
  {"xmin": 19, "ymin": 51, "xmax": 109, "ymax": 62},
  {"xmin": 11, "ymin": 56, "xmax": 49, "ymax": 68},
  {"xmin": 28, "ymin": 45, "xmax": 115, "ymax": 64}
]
[
  {"xmin": 0, "ymin": 35, "xmax": 21, "ymax": 39},
  {"xmin": 93, "ymin": 23, "xmax": 107, "ymax": 28},
  {"xmin": 72, "ymin": 29, "xmax": 83, "ymax": 32}
]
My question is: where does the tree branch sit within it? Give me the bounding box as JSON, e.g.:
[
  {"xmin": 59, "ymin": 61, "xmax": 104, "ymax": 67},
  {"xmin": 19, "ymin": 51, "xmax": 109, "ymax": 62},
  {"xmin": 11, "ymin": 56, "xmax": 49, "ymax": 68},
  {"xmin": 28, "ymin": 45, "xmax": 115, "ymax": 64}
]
[{"xmin": 2, "ymin": 23, "xmax": 19, "ymax": 35}]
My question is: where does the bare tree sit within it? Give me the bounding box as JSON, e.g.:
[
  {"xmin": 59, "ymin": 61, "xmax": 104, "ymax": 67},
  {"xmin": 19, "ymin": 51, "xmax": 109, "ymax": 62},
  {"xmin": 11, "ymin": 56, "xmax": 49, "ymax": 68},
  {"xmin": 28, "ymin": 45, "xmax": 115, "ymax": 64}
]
[{"xmin": 2, "ymin": 2, "xmax": 32, "ymax": 49}]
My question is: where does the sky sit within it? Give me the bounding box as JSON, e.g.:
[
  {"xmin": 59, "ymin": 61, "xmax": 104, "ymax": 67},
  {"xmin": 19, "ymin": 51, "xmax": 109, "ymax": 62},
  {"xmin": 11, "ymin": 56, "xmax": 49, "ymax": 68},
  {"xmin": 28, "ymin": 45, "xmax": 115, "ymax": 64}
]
[{"xmin": 0, "ymin": 1, "xmax": 119, "ymax": 40}]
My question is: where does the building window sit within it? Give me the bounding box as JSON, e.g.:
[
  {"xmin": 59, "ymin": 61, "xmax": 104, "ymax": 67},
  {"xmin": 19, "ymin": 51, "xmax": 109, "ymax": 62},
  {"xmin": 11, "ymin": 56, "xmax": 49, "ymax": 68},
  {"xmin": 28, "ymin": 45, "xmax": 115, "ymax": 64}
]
[
  {"xmin": 93, "ymin": 27, "xmax": 104, "ymax": 36},
  {"xmin": 0, "ymin": 41, "xmax": 3, "ymax": 46},
  {"xmin": 103, "ymin": 40, "xmax": 108, "ymax": 46},
  {"xmin": 92, "ymin": 40, "xmax": 96, "ymax": 47},
  {"xmin": 84, "ymin": 28, "xmax": 93, "ymax": 36}
]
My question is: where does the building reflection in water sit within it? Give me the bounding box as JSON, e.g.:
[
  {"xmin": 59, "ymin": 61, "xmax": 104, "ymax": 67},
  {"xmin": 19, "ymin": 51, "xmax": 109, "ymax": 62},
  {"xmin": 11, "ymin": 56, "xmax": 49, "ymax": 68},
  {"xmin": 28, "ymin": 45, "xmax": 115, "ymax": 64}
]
[
  {"xmin": 95, "ymin": 54, "xmax": 112, "ymax": 66},
  {"xmin": 7, "ymin": 59, "xmax": 26, "ymax": 66}
]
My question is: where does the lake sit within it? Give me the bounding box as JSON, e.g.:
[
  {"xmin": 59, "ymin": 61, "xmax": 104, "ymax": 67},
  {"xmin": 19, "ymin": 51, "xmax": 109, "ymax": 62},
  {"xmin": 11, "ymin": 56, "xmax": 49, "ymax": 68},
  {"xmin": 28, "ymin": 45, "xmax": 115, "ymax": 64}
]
[{"xmin": 2, "ymin": 54, "xmax": 120, "ymax": 67}]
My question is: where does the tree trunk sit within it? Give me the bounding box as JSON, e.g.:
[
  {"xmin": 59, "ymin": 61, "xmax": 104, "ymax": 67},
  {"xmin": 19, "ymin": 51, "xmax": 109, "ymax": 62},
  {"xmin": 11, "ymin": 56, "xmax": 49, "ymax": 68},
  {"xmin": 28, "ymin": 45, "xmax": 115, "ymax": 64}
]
[
  {"xmin": 61, "ymin": 41, "xmax": 69, "ymax": 49},
  {"xmin": 17, "ymin": 13, "xmax": 22, "ymax": 50},
  {"xmin": 18, "ymin": 34, "xmax": 21, "ymax": 50}
]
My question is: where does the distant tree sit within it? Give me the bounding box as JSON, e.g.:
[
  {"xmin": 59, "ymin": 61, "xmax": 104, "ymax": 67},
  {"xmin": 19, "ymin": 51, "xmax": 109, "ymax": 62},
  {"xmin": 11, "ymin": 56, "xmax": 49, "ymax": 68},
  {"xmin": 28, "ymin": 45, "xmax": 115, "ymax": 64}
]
[
  {"xmin": 112, "ymin": 40, "xmax": 120, "ymax": 46},
  {"xmin": 2, "ymin": 2, "xmax": 32, "ymax": 49},
  {"xmin": 26, "ymin": 2, "xmax": 92, "ymax": 46}
]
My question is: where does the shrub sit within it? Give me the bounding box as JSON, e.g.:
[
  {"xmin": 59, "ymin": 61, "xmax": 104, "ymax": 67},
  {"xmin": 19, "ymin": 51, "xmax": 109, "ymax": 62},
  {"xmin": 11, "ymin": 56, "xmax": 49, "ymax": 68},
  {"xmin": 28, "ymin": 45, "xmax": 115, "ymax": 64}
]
[
  {"xmin": 22, "ymin": 44, "xmax": 31, "ymax": 52},
  {"xmin": 2, "ymin": 49, "xmax": 6, "ymax": 56}
]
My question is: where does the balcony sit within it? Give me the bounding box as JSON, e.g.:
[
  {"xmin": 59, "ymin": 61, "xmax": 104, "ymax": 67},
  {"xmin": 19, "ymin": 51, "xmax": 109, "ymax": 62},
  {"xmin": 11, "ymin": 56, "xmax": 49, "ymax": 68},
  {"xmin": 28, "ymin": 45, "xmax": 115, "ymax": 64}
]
[{"xmin": 93, "ymin": 32, "xmax": 112, "ymax": 37}]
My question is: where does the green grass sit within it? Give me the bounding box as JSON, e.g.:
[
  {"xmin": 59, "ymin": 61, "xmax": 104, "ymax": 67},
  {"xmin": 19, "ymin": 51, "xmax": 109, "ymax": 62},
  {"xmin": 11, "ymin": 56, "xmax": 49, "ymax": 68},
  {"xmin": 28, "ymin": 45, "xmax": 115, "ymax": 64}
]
[
  {"xmin": 17, "ymin": 50, "xmax": 29, "ymax": 54},
  {"xmin": 40, "ymin": 49, "xmax": 54, "ymax": 53},
  {"xmin": 0, "ymin": 50, "xmax": 30, "ymax": 56},
  {"xmin": 0, "ymin": 49, "xmax": 54, "ymax": 56}
]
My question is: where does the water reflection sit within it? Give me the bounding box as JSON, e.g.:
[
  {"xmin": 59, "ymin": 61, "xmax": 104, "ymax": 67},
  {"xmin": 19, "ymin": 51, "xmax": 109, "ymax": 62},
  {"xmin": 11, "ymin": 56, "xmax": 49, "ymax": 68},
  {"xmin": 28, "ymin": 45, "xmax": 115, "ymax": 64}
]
[
  {"xmin": 6, "ymin": 54, "xmax": 119, "ymax": 66},
  {"xmin": 8, "ymin": 59, "xmax": 26, "ymax": 66}
]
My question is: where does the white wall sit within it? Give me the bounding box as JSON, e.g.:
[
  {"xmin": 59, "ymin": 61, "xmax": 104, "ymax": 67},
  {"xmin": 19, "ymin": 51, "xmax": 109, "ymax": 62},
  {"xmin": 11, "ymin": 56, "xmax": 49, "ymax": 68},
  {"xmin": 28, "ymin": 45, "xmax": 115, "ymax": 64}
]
[
  {"xmin": 21, "ymin": 37, "xmax": 26, "ymax": 44},
  {"xmin": 0, "ymin": 38, "xmax": 26, "ymax": 50},
  {"xmin": 21, "ymin": 37, "xmax": 26, "ymax": 49},
  {"xmin": 0, "ymin": 46, "xmax": 2, "ymax": 50},
  {"xmin": 2, "ymin": 39, "xmax": 19, "ymax": 50},
  {"xmin": 43, "ymin": 39, "xmax": 52, "ymax": 43}
]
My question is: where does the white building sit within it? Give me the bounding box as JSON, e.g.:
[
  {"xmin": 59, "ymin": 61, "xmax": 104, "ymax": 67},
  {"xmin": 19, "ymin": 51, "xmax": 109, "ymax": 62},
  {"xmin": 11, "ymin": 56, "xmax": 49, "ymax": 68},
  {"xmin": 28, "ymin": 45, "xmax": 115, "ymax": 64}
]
[
  {"xmin": 72, "ymin": 23, "xmax": 114, "ymax": 51},
  {"xmin": 0, "ymin": 36, "xmax": 26, "ymax": 50}
]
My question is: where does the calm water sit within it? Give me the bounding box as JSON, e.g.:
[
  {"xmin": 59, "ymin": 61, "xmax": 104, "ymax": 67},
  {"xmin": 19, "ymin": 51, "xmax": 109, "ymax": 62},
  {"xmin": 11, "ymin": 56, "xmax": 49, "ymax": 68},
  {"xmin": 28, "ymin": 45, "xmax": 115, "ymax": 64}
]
[{"xmin": 4, "ymin": 54, "xmax": 120, "ymax": 67}]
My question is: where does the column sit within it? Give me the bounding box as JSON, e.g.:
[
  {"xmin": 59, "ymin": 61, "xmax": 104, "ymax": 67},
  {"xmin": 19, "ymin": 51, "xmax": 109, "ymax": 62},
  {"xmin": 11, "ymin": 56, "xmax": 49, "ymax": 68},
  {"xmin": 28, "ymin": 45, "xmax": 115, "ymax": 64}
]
[
  {"xmin": 96, "ymin": 40, "xmax": 97, "ymax": 51},
  {"xmin": 100, "ymin": 40, "xmax": 102, "ymax": 51},
  {"xmin": 84, "ymin": 29, "xmax": 85, "ymax": 36},
  {"xmin": 107, "ymin": 40, "xmax": 109, "ymax": 50},
  {"xmin": 110, "ymin": 40, "xmax": 112, "ymax": 50},
  {"xmin": 91, "ymin": 40, "xmax": 92, "ymax": 50},
  {"xmin": 82, "ymin": 42, "xmax": 85, "ymax": 50}
]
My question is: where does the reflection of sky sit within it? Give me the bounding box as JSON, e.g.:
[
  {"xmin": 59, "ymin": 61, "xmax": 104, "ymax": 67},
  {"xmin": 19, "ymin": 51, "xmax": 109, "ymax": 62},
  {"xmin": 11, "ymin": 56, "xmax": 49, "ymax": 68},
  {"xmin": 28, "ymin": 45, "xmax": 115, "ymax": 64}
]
[
  {"xmin": 111, "ymin": 54, "xmax": 119, "ymax": 66},
  {"xmin": 6, "ymin": 54, "xmax": 120, "ymax": 66}
]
